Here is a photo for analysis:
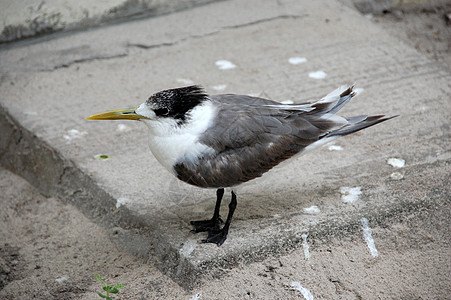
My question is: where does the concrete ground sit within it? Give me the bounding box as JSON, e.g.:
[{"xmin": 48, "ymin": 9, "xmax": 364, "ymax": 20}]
[
  {"xmin": 0, "ymin": 166, "xmax": 449, "ymax": 299},
  {"xmin": 0, "ymin": 0, "xmax": 221, "ymax": 43},
  {"xmin": 1, "ymin": 0, "xmax": 450, "ymax": 298}
]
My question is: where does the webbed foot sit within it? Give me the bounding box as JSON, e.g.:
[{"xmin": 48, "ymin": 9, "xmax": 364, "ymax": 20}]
[{"xmin": 202, "ymin": 227, "xmax": 229, "ymax": 246}]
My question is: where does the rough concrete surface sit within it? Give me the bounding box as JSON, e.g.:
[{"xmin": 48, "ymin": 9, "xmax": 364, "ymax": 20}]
[
  {"xmin": 1, "ymin": 0, "xmax": 450, "ymax": 297},
  {"xmin": 342, "ymin": 0, "xmax": 451, "ymax": 67},
  {"xmin": 0, "ymin": 0, "xmax": 222, "ymax": 43},
  {"xmin": 0, "ymin": 167, "xmax": 449, "ymax": 299}
]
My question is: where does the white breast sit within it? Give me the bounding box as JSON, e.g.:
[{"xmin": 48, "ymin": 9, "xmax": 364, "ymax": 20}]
[{"xmin": 140, "ymin": 101, "xmax": 217, "ymax": 174}]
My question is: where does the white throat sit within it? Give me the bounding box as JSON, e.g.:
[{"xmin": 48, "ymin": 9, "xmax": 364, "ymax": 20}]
[{"xmin": 140, "ymin": 101, "xmax": 217, "ymax": 174}]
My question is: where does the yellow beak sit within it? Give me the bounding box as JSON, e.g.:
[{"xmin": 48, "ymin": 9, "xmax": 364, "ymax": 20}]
[{"xmin": 86, "ymin": 107, "xmax": 145, "ymax": 120}]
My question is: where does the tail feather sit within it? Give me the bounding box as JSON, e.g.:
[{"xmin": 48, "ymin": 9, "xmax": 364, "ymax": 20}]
[
  {"xmin": 329, "ymin": 115, "xmax": 397, "ymax": 137},
  {"xmin": 312, "ymin": 85, "xmax": 396, "ymax": 137},
  {"xmin": 270, "ymin": 85, "xmax": 396, "ymax": 140},
  {"xmin": 311, "ymin": 85, "xmax": 355, "ymax": 115},
  {"xmin": 290, "ymin": 85, "xmax": 396, "ymax": 155}
]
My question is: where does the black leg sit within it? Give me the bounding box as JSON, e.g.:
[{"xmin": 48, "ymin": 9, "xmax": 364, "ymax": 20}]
[
  {"xmin": 212, "ymin": 188, "xmax": 224, "ymax": 223},
  {"xmin": 190, "ymin": 188, "xmax": 224, "ymax": 233},
  {"xmin": 202, "ymin": 190, "xmax": 237, "ymax": 246}
]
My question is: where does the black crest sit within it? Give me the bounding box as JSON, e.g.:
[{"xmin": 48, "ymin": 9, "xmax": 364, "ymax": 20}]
[{"xmin": 146, "ymin": 85, "xmax": 208, "ymax": 121}]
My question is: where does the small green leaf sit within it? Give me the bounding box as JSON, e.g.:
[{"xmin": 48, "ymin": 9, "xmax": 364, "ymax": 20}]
[
  {"xmin": 94, "ymin": 274, "xmax": 106, "ymax": 284},
  {"xmin": 106, "ymin": 297, "xmax": 113, "ymax": 300},
  {"xmin": 110, "ymin": 287, "xmax": 119, "ymax": 294},
  {"xmin": 103, "ymin": 286, "xmax": 112, "ymax": 292},
  {"xmin": 98, "ymin": 292, "xmax": 107, "ymax": 298},
  {"xmin": 113, "ymin": 283, "xmax": 124, "ymax": 288}
]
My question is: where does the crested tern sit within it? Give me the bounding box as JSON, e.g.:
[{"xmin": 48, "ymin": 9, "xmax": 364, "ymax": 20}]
[{"xmin": 87, "ymin": 85, "xmax": 394, "ymax": 246}]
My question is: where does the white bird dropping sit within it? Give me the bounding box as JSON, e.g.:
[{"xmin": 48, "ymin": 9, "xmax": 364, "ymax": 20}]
[
  {"xmin": 212, "ymin": 84, "xmax": 227, "ymax": 91},
  {"xmin": 361, "ymin": 217, "xmax": 378, "ymax": 257},
  {"xmin": 179, "ymin": 241, "xmax": 196, "ymax": 257},
  {"xmin": 291, "ymin": 281, "xmax": 314, "ymax": 300},
  {"xmin": 387, "ymin": 158, "xmax": 405, "ymax": 168},
  {"xmin": 176, "ymin": 241, "xmax": 197, "ymax": 275},
  {"xmin": 117, "ymin": 123, "xmax": 129, "ymax": 132},
  {"xmin": 288, "ymin": 57, "xmax": 307, "ymax": 65},
  {"xmin": 189, "ymin": 292, "xmax": 201, "ymax": 300},
  {"xmin": 303, "ymin": 205, "xmax": 320, "ymax": 215},
  {"xmin": 301, "ymin": 233, "xmax": 310, "ymax": 260},
  {"xmin": 390, "ymin": 172, "xmax": 404, "ymax": 180},
  {"xmin": 340, "ymin": 187, "xmax": 362, "ymax": 203},
  {"xmin": 55, "ymin": 275, "xmax": 69, "ymax": 283},
  {"xmin": 176, "ymin": 78, "xmax": 194, "ymax": 85},
  {"xmin": 63, "ymin": 129, "xmax": 87, "ymax": 141},
  {"xmin": 116, "ymin": 197, "xmax": 129, "ymax": 208},
  {"xmin": 215, "ymin": 60, "xmax": 236, "ymax": 70},
  {"xmin": 328, "ymin": 145, "xmax": 343, "ymax": 151},
  {"xmin": 308, "ymin": 71, "xmax": 327, "ymax": 79}
]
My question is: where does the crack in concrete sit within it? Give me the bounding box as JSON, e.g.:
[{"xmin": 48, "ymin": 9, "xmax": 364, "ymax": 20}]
[
  {"xmin": 222, "ymin": 14, "xmax": 305, "ymax": 29},
  {"xmin": 58, "ymin": 166, "xmax": 70, "ymax": 186},
  {"xmin": 329, "ymin": 277, "xmax": 363, "ymax": 299},
  {"xmin": 127, "ymin": 13, "xmax": 306, "ymax": 50},
  {"xmin": 127, "ymin": 41, "xmax": 176, "ymax": 49},
  {"xmin": 50, "ymin": 53, "xmax": 128, "ymax": 71}
]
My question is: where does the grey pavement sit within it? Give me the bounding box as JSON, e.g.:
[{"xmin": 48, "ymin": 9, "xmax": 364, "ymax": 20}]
[
  {"xmin": 0, "ymin": 0, "xmax": 222, "ymax": 43},
  {"xmin": 1, "ymin": 0, "xmax": 450, "ymax": 289}
]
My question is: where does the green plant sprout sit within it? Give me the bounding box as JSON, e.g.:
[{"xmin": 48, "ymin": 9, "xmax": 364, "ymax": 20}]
[{"xmin": 94, "ymin": 274, "xmax": 124, "ymax": 299}]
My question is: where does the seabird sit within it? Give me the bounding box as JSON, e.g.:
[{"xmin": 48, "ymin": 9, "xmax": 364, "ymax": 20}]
[{"xmin": 87, "ymin": 85, "xmax": 394, "ymax": 246}]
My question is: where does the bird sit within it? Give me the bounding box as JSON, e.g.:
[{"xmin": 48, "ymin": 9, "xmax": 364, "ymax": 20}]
[{"xmin": 86, "ymin": 85, "xmax": 394, "ymax": 246}]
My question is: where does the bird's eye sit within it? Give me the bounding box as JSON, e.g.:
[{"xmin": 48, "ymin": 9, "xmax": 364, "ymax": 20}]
[{"xmin": 154, "ymin": 107, "xmax": 169, "ymax": 117}]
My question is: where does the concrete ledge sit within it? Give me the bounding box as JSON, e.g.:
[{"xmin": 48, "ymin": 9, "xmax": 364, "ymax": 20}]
[
  {"xmin": 342, "ymin": 0, "xmax": 450, "ymax": 14},
  {"xmin": 0, "ymin": 0, "xmax": 223, "ymax": 43}
]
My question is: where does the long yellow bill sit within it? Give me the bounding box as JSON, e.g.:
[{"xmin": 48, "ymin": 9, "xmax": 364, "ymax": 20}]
[{"xmin": 86, "ymin": 107, "xmax": 144, "ymax": 120}]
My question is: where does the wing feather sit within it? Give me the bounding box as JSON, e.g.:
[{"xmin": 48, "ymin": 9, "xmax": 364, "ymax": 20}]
[{"xmin": 173, "ymin": 87, "xmax": 392, "ymax": 188}]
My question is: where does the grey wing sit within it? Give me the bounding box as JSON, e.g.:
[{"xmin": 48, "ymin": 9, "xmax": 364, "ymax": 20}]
[
  {"xmin": 174, "ymin": 95, "xmax": 334, "ymax": 188},
  {"xmin": 173, "ymin": 87, "xmax": 392, "ymax": 188}
]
